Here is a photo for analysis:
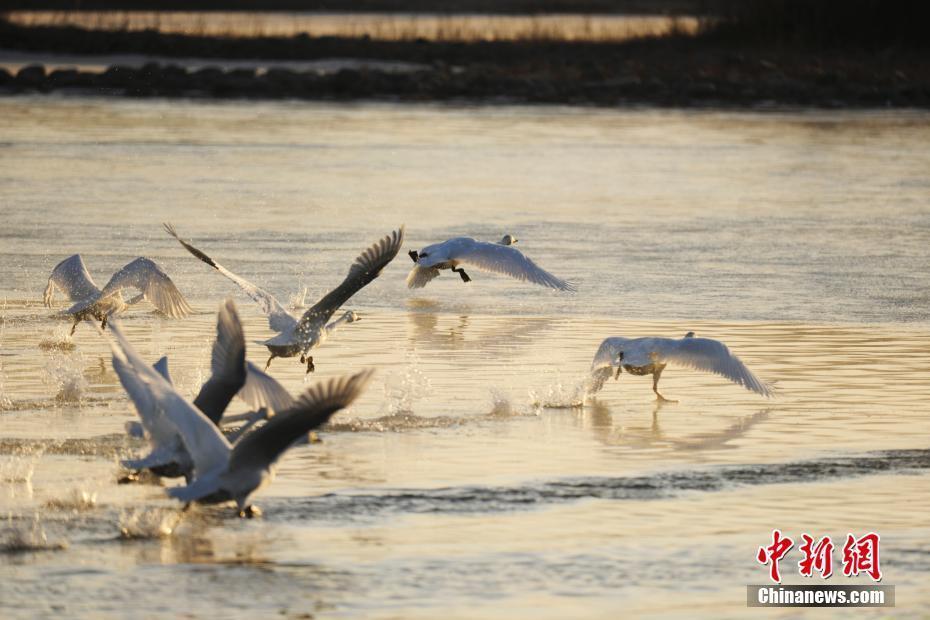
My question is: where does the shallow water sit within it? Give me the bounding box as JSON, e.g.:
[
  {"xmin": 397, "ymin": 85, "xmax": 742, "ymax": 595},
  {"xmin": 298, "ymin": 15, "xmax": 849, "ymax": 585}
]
[{"xmin": 1, "ymin": 98, "xmax": 929, "ymax": 618}]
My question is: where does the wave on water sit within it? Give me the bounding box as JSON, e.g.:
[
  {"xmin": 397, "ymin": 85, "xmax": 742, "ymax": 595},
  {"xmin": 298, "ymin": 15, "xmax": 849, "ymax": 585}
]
[
  {"xmin": 0, "ymin": 434, "xmax": 131, "ymax": 458},
  {"xmin": 326, "ymin": 413, "xmax": 466, "ymax": 433},
  {"xmin": 273, "ymin": 448, "xmax": 930, "ymax": 521}
]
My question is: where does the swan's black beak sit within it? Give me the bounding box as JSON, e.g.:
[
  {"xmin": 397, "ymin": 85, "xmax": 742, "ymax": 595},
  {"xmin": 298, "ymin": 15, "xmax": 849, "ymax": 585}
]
[{"xmin": 408, "ymin": 250, "xmax": 419, "ymax": 263}]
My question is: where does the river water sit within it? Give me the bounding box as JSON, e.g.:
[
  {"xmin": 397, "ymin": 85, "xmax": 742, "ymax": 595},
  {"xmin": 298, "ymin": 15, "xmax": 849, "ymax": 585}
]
[{"xmin": 0, "ymin": 98, "xmax": 928, "ymax": 618}]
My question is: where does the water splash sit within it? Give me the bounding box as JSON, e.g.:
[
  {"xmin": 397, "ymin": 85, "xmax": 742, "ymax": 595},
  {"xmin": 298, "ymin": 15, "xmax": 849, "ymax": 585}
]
[
  {"xmin": 488, "ymin": 388, "xmax": 516, "ymax": 417},
  {"xmin": 1, "ymin": 449, "xmax": 42, "ymax": 499},
  {"xmin": 0, "ymin": 514, "xmax": 67, "ymax": 554},
  {"xmin": 118, "ymin": 507, "xmax": 182, "ymax": 539},
  {"xmin": 381, "ymin": 353, "xmax": 432, "ymax": 415},
  {"xmin": 38, "ymin": 324, "xmax": 78, "ymax": 352},
  {"xmin": 288, "ymin": 285, "xmax": 309, "ymax": 310},
  {"xmin": 44, "ymin": 488, "xmax": 98, "ymax": 512},
  {"xmin": 44, "ymin": 351, "xmax": 88, "ymax": 403},
  {"xmin": 529, "ymin": 372, "xmax": 588, "ymax": 409}
]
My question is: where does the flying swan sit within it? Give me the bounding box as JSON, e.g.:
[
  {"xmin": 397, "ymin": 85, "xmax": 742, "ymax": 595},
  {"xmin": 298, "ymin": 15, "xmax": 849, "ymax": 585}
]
[
  {"xmin": 406, "ymin": 235, "xmax": 576, "ymax": 291},
  {"xmin": 44, "ymin": 254, "xmax": 192, "ymax": 333},
  {"xmin": 116, "ymin": 300, "xmax": 294, "ymax": 481},
  {"xmin": 102, "ymin": 316, "xmax": 373, "ymax": 516},
  {"xmin": 588, "ymin": 332, "xmax": 773, "ymax": 402},
  {"xmin": 165, "ymin": 224, "xmax": 404, "ymax": 373}
]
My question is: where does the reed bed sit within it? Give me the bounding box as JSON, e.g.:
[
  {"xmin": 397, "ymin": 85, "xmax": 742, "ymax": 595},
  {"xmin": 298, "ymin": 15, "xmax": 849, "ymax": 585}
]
[{"xmin": 3, "ymin": 10, "xmax": 699, "ymax": 42}]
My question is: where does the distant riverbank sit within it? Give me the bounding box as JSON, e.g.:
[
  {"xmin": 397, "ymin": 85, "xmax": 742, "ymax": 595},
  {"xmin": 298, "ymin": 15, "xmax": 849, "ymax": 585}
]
[{"xmin": 1, "ymin": 19, "xmax": 927, "ymax": 108}]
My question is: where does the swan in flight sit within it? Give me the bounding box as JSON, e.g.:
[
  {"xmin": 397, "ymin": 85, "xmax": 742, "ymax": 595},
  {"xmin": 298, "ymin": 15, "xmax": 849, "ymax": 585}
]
[
  {"xmin": 44, "ymin": 254, "xmax": 191, "ymax": 333},
  {"xmin": 102, "ymin": 317, "xmax": 373, "ymax": 516},
  {"xmin": 116, "ymin": 301, "xmax": 294, "ymax": 481},
  {"xmin": 406, "ymin": 234, "xmax": 576, "ymax": 291},
  {"xmin": 588, "ymin": 332, "xmax": 773, "ymax": 402},
  {"xmin": 166, "ymin": 369, "xmax": 372, "ymax": 517},
  {"xmin": 165, "ymin": 224, "xmax": 404, "ymax": 373}
]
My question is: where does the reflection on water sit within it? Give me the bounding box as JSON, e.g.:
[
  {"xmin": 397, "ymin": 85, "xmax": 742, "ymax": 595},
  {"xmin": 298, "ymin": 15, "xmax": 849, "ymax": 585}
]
[{"xmin": 0, "ymin": 99, "xmax": 928, "ymax": 618}]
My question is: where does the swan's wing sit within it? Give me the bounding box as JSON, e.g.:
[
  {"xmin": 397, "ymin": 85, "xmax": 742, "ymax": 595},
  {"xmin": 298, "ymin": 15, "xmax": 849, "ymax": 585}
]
[
  {"xmin": 192, "ymin": 300, "xmax": 247, "ymax": 425},
  {"xmin": 454, "ymin": 242, "xmax": 576, "ymax": 291},
  {"xmin": 111, "ymin": 351, "xmax": 177, "ymax": 447},
  {"xmin": 104, "ymin": 320, "xmax": 231, "ymax": 477},
  {"xmin": 296, "ymin": 227, "xmax": 404, "ymax": 337},
  {"xmin": 586, "ymin": 337, "xmax": 626, "ymax": 394},
  {"xmin": 153, "ymin": 356, "xmax": 172, "ymax": 383},
  {"xmin": 405, "ymin": 265, "xmax": 441, "ymax": 289},
  {"xmin": 230, "ymin": 369, "xmax": 373, "ymax": 472},
  {"xmin": 98, "ymin": 257, "xmax": 192, "ymax": 318},
  {"xmin": 44, "ymin": 254, "xmax": 100, "ymax": 307},
  {"xmin": 657, "ymin": 337, "xmax": 773, "ymax": 397},
  {"xmin": 164, "ymin": 223, "xmax": 297, "ymax": 334},
  {"xmin": 239, "ymin": 361, "xmax": 295, "ymax": 414},
  {"xmin": 590, "ymin": 337, "xmax": 626, "ymax": 371}
]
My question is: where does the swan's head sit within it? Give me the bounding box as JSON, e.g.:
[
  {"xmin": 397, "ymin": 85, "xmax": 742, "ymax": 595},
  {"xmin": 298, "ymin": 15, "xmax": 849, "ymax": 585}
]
[
  {"xmin": 499, "ymin": 234, "xmax": 518, "ymax": 246},
  {"xmin": 343, "ymin": 310, "xmax": 361, "ymax": 323},
  {"xmin": 684, "ymin": 331, "xmax": 695, "ymax": 338}
]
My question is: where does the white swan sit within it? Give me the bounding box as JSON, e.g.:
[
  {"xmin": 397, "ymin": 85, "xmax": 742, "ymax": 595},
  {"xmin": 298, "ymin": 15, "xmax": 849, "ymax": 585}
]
[
  {"xmin": 406, "ymin": 235, "xmax": 576, "ymax": 291},
  {"xmin": 588, "ymin": 332, "xmax": 773, "ymax": 402},
  {"xmin": 162, "ymin": 369, "xmax": 371, "ymax": 517},
  {"xmin": 117, "ymin": 300, "xmax": 294, "ymax": 481},
  {"xmin": 165, "ymin": 224, "xmax": 404, "ymax": 373},
  {"xmin": 103, "ymin": 317, "xmax": 372, "ymax": 517},
  {"xmin": 44, "ymin": 254, "xmax": 192, "ymax": 333}
]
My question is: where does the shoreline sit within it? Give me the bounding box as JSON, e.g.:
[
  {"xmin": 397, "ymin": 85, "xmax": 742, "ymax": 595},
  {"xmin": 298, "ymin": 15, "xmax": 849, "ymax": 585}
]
[{"xmin": 1, "ymin": 21, "xmax": 927, "ymax": 109}]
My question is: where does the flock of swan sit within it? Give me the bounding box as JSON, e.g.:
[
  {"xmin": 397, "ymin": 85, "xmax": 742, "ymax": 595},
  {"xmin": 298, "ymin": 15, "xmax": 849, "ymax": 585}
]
[{"xmin": 42, "ymin": 224, "xmax": 772, "ymax": 516}]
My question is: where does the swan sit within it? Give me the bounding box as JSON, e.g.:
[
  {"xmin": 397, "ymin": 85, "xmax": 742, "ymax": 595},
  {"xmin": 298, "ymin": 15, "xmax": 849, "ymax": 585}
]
[
  {"xmin": 116, "ymin": 300, "xmax": 294, "ymax": 481},
  {"xmin": 44, "ymin": 254, "xmax": 192, "ymax": 333},
  {"xmin": 165, "ymin": 224, "xmax": 404, "ymax": 373},
  {"xmin": 102, "ymin": 316, "xmax": 373, "ymax": 516},
  {"xmin": 588, "ymin": 332, "xmax": 773, "ymax": 402},
  {"xmin": 406, "ymin": 234, "xmax": 576, "ymax": 291}
]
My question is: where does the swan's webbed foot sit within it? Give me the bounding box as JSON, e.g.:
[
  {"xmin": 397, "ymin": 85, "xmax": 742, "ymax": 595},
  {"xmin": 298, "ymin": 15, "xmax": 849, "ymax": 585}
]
[
  {"xmin": 653, "ymin": 385, "xmax": 677, "ymax": 403},
  {"xmin": 117, "ymin": 471, "xmax": 140, "ymax": 484},
  {"xmin": 299, "ymin": 354, "xmax": 305, "ymax": 364},
  {"xmin": 452, "ymin": 267, "xmax": 471, "ymax": 283},
  {"xmin": 408, "ymin": 250, "xmax": 419, "ymax": 263},
  {"xmin": 70, "ymin": 320, "xmax": 79, "ymax": 336},
  {"xmin": 238, "ymin": 505, "xmax": 261, "ymax": 519},
  {"xmin": 305, "ymin": 356, "xmax": 315, "ymax": 374},
  {"xmin": 182, "ymin": 502, "xmax": 192, "ymax": 513},
  {"xmin": 100, "ymin": 316, "xmax": 108, "ymax": 329},
  {"xmin": 264, "ymin": 355, "xmax": 274, "ymax": 371}
]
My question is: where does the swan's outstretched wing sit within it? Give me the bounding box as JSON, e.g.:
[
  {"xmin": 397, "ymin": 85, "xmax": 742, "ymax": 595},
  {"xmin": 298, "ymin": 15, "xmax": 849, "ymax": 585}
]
[
  {"xmin": 587, "ymin": 337, "xmax": 627, "ymax": 394},
  {"xmin": 406, "ymin": 265, "xmax": 441, "ymax": 289},
  {"xmin": 44, "ymin": 254, "xmax": 100, "ymax": 307},
  {"xmin": 229, "ymin": 370, "xmax": 373, "ymax": 472},
  {"xmin": 296, "ymin": 228, "xmax": 404, "ymax": 338},
  {"xmin": 104, "ymin": 320, "xmax": 231, "ymax": 477},
  {"xmin": 455, "ymin": 241, "xmax": 576, "ymax": 291},
  {"xmin": 657, "ymin": 337, "xmax": 773, "ymax": 397},
  {"xmin": 164, "ymin": 223, "xmax": 297, "ymax": 334},
  {"xmin": 98, "ymin": 257, "xmax": 192, "ymax": 318},
  {"xmin": 191, "ymin": 300, "xmax": 247, "ymax": 425},
  {"xmin": 240, "ymin": 362, "xmax": 295, "ymax": 414}
]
